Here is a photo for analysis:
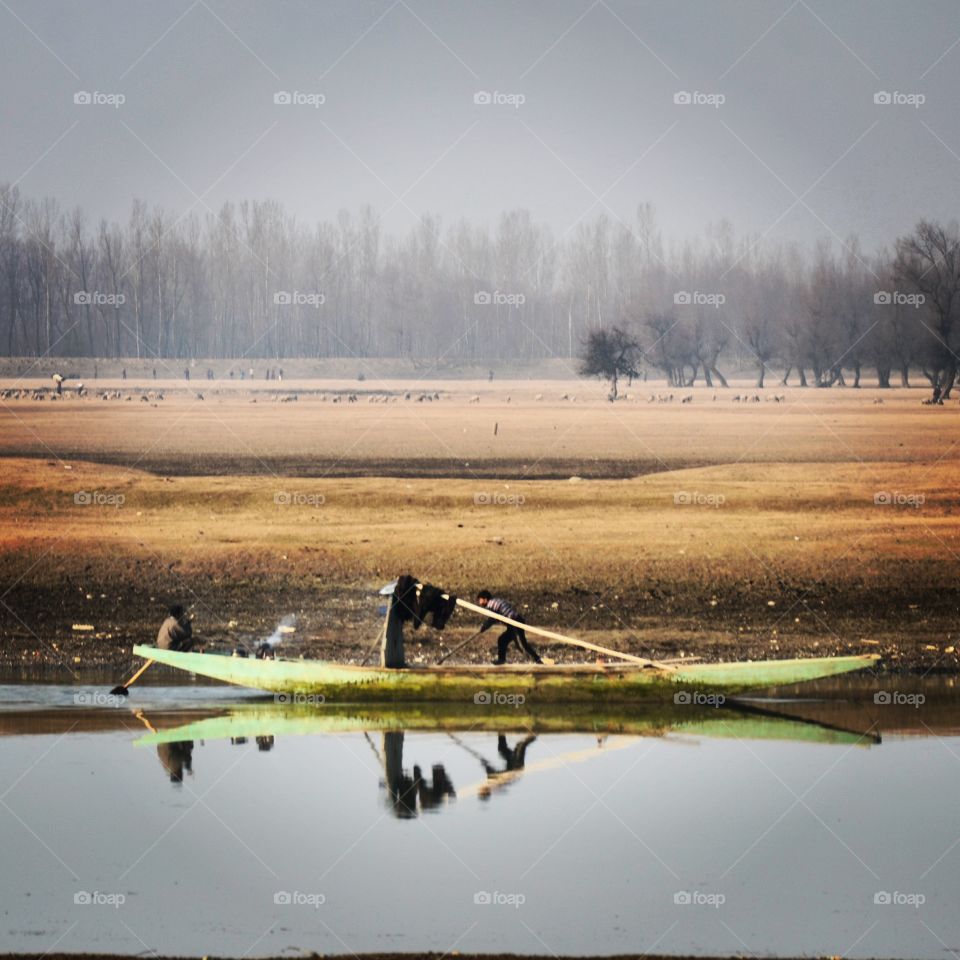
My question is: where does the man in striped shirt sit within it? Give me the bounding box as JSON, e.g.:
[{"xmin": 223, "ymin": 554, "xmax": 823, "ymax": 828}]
[{"xmin": 476, "ymin": 590, "xmax": 543, "ymax": 665}]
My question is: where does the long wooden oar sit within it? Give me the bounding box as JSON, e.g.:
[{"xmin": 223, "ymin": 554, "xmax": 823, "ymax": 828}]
[
  {"xmin": 454, "ymin": 596, "xmax": 673, "ymax": 669},
  {"xmin": 110, "ymin": 659, "xmax": 154, "ymax": 696},
  {"xmin": 435, "ymin": 630, "xmax": 484, "ymax": 665},
  {"xmin": 415, "ymin": 583, "xmax": 673, "ymax": 670}
]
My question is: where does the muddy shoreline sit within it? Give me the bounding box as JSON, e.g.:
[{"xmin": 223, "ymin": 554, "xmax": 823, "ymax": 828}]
[{"xmin": 0, "ymin": 574, "xmax": 955, "ymax": 674}]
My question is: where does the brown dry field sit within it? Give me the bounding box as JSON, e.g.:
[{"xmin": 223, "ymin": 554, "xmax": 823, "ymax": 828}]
[{"xmin": 0, "ymin": 378, "xmax": 958, "ymax": 674}]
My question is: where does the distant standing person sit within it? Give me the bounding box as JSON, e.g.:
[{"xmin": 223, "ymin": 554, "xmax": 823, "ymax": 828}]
[
  {"xmin": 184, "ymin": 367, "xmax": 190, "ymax": 381},
  {"xmin": 475, "ymin": 590, "xmax": 542, "ymax": 665},
  {"xmin": 156, "ymin": 604, "xmax": 196, "ymax": 652}
]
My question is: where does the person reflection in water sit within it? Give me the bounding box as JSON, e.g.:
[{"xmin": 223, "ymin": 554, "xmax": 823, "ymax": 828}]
[
  {"xmin": 156, "ymin": 741, "xmax": 194, "ymax": 784},
  {"xmin": 487, "ymin": 734, "xmax": 536, "ymax": 775},
  {"xmin": 478, "ymin": 734, "xmax": 537, "ymax": 801},
  {"xmin": 381, "ymin": 731, "xmax": 455, "ymax": 818}
]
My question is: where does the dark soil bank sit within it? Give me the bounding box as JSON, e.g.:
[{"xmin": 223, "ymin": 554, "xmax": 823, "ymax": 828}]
[{"xmin": 0, "ymin": 569, "xmax": 956, "ymax": 674}]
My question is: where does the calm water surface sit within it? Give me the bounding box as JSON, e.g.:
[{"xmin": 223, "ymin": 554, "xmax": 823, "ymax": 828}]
[{"xmin": 0, "ymin": 679, "xmax": 958, "ymax": 958}]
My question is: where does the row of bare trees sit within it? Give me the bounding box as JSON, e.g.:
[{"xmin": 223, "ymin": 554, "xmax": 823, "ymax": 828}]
[{"xmin": 1, "ymin": 183, "xmax": 958, "ymax": 391}]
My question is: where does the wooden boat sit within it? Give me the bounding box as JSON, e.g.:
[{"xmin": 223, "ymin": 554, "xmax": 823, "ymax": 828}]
[{"xmin": 132, "ymin": 644, "xmax": 879, "ymax": 704}]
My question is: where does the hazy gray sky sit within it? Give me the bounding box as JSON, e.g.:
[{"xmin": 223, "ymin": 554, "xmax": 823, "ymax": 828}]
[{"xmin": 2, "ymin": 0, "xmax": 958, "ymax": 250}]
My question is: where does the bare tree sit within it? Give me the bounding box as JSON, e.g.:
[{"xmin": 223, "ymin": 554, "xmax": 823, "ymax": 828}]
[{"xmin": 895, "ymin": 220, "xmax": 960, "ymax": 398}]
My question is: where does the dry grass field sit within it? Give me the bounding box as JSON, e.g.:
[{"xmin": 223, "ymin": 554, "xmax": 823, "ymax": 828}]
[{"xmin": 0, "ymin": 377, "xmax": 958, "ymax": 672}]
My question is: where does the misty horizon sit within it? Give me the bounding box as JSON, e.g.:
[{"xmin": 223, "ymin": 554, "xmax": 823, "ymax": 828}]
[{"xmin": 2, "ymin": 0, "xmax": 959, "ymax": 252}]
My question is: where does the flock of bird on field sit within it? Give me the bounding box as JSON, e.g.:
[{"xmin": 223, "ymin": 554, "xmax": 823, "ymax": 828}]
[{"xmin": 0, "ymin": 386, "xmax": 922, "ymax": 408}]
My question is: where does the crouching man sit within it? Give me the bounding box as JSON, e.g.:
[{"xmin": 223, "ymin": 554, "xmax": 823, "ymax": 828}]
[{"xmin": 157, "ymin": 604, "xmax": 197, "ymax": 652}]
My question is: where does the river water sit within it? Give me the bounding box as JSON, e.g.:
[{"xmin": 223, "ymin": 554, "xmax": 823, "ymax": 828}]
[{"xmin": 0, "ymin": 677, "xmax": 957, "ymax": 958}]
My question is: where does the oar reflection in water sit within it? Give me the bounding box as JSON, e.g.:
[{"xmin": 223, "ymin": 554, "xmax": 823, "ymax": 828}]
[
  {"xmin": 447, "ymin": 732, "xmax": 537, "ymax": 801},
  {"xmin": 377, "ymin": 731, "xmax": 456, "ymax": 819}
]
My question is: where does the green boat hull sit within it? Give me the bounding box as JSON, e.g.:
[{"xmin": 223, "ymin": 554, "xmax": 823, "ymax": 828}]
[{"xmin": 133, "ymin": 645, "xmax": 879, "ymax": 704}]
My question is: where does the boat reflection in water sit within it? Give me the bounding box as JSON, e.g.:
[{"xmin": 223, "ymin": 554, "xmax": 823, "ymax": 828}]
[{"xmin": 129, "ymin": 697, "xmax": 882, "ymax": 805}]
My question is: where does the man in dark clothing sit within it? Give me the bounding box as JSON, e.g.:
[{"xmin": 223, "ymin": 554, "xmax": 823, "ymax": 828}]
[
  {"xmin": 476, "ymin": 590, "xmax": 542, "ymax": 665},
  {"xmin": 415, "ymin": 584, "xmax": 457, "ymax": 630},
  {"xmin": 156, "ymin": 604, "xmax": 195, "ymax": 652}
]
